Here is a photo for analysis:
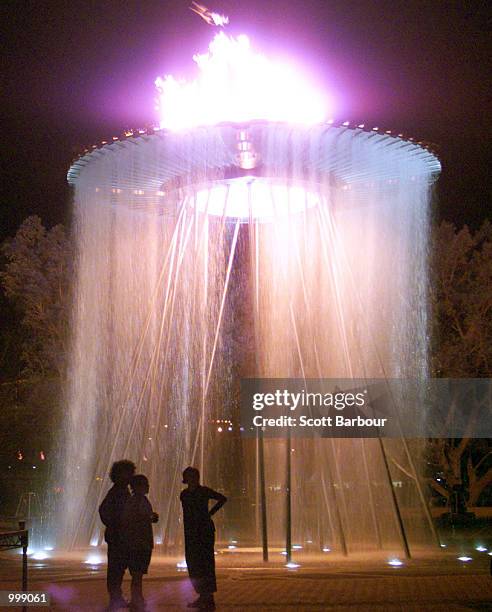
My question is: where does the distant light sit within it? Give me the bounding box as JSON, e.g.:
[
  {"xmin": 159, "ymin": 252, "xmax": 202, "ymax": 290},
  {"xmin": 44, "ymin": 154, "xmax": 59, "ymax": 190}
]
[
  {"xmin": 306, "ymin": 540, "xmax": 313, "ymax": 544},
  {"xmin": 85, "ymin": 554, "xmax": 103, "ymax": 565},
  {"xmin": 227, "ymin": 545, "xmax": 237, "ymax": 550},
  {"xmin": 285, "ymin": 562, "xmax": 300, "ymax": 569},
  {"xmin": 155, "ymin": 537, "xmax": 163, "ymax": 545},
  {"xmin": 440, "ymin": 544, "xmax": 447, "ymax": 548},
  {"xmin": 217, "ymin": 427, "xmax": 223, "ymax": 432},
  {"xmin": 280, "ymin": 551, "xmax": 287, "ymax": 556},
  {"xmin": 475, "ymin": 546, "xmax": 487, "ymax": 552},
  {"xmin": 292, "ymin": 545, "xmax": 302, "ymax": 550},
  {"xmin": 43, "ymin": 546, "xmax": 54, "ymax": 551},
  {"xmin": 488, "ymin": 552, "xmax": 492, "ymax": 557},
  {"xmin": 388, "ymin": 558, "xmax": 403, "ymax": 567},
  {"xmin": 231, "ymin": 540, "xmax": 238, "ymax": 544},
  {"xmin": 32, "ymin": 551, "xmax": 49, "ymax": 561},
  {"xmin": 228, "ymin": 426, "xmax": 233, "ymax": 431},
  {"xmin": 322, "ymin": 547, "xmax": 331, "ymax": 553},
  {"xmin": 176, "ymin": 560, "xmax": 187, "ymax": 569},
  {"xmin": 457, "ymin": 556, "xmax": 472, "ymax": 562},
  {"xmin": 90, "ymin": 537, "xmax": 99, "ymax": 547}
]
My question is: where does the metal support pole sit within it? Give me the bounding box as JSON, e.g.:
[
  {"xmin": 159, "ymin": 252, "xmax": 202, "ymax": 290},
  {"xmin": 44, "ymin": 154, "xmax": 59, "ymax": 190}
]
[
  {"xmin": 258, "ymin": 430, "xmax": 269, "ymax": 562},
  {"xmin": 378, "ymin": 439, "xmax": 411, "ymax": 559},
  {"xmin": 285, "ymin": 430, "xmax": 292, "ymax": 564},
  {"xmin": 249, "ymin": 213, "xmax": 269, "ymax": 562},
  {"xmin": 18, "ymin": 521, "xmax": 28, "ymax": 612}
]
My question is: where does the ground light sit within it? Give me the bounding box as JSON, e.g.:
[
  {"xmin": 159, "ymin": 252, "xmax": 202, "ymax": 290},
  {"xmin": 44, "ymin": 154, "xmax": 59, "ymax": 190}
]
[
  {"xmin": 84, "ymin": 554, "xmax": 103, "ymax": 565},
  {"xmin": 457, "ymin": 556, "xmax": 472, "ymax": 562},
  {"xmin": 285, "ymin": 562, "xmax": 300, "ymax": 569},
  {"xmin": 388, "ymin": 559, "xmax": 404, "ymax": 567}
]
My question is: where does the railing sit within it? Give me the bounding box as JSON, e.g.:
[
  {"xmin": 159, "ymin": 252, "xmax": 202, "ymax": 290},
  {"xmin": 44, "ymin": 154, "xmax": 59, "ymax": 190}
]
[{"xmin": 0, "ymin": 521, "xmax": 28, "ymax": 612}]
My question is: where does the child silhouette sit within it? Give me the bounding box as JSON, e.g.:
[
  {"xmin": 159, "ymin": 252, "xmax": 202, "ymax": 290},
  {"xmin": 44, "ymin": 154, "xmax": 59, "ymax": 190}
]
[{"xmin": 122, "ymin": 474, "xmax": 158, "ymax": 612}]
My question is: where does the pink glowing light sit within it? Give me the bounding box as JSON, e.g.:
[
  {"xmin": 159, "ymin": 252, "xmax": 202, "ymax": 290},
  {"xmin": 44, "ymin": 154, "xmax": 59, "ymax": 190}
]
[{"xmin": 155, "ymin": 33, "xmax": 327, "ymax": 130}]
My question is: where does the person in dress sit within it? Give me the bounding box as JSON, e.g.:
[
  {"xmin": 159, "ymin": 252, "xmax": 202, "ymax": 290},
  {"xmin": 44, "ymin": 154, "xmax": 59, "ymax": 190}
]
[{"xmin": 180, "ymin": 467, "xmax": 227, "ymax": 610}]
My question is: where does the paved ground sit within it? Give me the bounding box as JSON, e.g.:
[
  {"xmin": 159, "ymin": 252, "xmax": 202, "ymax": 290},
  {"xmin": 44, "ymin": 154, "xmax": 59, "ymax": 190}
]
[{"xmin": 1, "ymin": 550, "xmax": 491, "ymax": 611}]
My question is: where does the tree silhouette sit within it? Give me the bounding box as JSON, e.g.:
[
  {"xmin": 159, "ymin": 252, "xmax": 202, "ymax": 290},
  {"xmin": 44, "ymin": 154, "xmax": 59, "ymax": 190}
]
[
  {"xmin": 428, "ymin": 220, "xmax": 492, "ymax": 507},
  {"xmin": 1, "ymin": 215, "xmax": 72, "ymax": 377}
]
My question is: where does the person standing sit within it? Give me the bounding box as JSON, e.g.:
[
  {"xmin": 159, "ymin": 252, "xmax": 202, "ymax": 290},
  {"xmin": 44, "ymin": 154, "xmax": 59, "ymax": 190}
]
[
  {"xmin": 121, "ymin": 474, "xmax": 159, "ymax": 612},
  {"xmin": 180, "ymin": 467, "xmax": 227, "ymax": 610},
  {"xmin": 99, "ymin": 459, "xmax": 136, "ymax": 610}
]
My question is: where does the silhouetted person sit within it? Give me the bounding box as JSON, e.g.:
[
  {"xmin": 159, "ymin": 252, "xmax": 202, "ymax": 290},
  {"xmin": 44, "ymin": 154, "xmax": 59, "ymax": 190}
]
[
  {"xmin": 122, "ymin": 474, "xmax": 159, "ymax": 612},
  {"xmin": 99, "ymin": 459, "xmax": 136, "ymax": 611},
  {"xmin": 180, "ymin": 467, "xmax": 227, "ymax": 610}
]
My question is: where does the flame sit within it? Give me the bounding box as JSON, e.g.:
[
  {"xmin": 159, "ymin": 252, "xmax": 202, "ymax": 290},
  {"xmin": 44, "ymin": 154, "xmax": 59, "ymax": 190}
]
[
  {"xmin": 209, "ymin": 11, "xmax": 229, "ymax": 26},
  {"xmin": 155, "ymin": 33, "xmax": 327, "ymax": 130}
]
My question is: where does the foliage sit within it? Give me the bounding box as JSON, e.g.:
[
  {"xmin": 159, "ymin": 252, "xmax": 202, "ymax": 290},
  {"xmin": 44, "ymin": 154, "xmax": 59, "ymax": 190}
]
[
  {"xmin": 0, "ymin": 216, "xmax": 72, "ymax": 377},
  {"xmin": 428, "ymin": 220, "xmax": 492, "ymax": 506},
  {"xmin": 431, "ymin": 220, "xmax": 492, "ymax": 377}
]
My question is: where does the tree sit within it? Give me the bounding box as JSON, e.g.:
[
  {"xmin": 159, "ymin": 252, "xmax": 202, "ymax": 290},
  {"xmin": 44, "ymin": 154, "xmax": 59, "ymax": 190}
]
[
  {"xmin": 428, "ymin": 220, "xmax": 492, "ymax": 507},
  {"xmin": 0, "ymin": 215, "xmax": 72, "ymax": 377}
]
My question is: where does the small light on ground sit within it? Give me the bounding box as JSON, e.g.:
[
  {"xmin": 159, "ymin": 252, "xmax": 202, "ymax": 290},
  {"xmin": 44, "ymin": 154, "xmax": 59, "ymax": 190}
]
[
  {"xmin": 176, "ymin": 560, "xmax": 187, "ymax": 569},
  {"xmin": 322, "ymin": 547, "xmax": 331, "ymax": 552},
  {"xmin": 388, "ymin": 558, "xmax": 403, "ymax": 567},
  {"xmin": 475, "ymin": 546, "xmax": 487, "ymax": 552},
  {"xmin": 43, "ymin": 546, "xmax": 54, "ymax": 551},
  {"xmin": 285, "ymin": 562, "xmax": 300, "ymax": 569},
  {"xmin": 227, "ymin": 545, "xmax": 237, "ymax": 549},
  {"xmin": 280, "ymin": 551, "xmax": 287, "ymax": 556},
  {"xmin": 458, "ymin": 556, "xmax": 472, "ymax": 562},
  {"xmin": 32, "ymin": 551, "xmax": 49, "ymax": 561},
  {"xmin": 440, "ymin": 544, "xmax": 447, "ymax": 548},
  {"xmin": 85, "ymin": 554, "xmax": 103, "ymax": 565},
  {"xmin": 292, "ymin": 545, "xmax": 303, "ymax": 550}
]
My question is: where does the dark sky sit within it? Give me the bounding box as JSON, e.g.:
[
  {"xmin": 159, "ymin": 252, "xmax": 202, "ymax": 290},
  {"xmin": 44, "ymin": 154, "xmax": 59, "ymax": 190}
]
[{"xmin": 1, "ymin": 0, "xmax": 490, "ymax": 239}]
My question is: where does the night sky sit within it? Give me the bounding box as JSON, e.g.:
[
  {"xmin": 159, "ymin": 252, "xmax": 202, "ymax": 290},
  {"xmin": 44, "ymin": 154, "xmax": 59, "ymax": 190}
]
[{"xmin": 1, "ymin": 0, "xmax": 490, "ymax": 240}]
